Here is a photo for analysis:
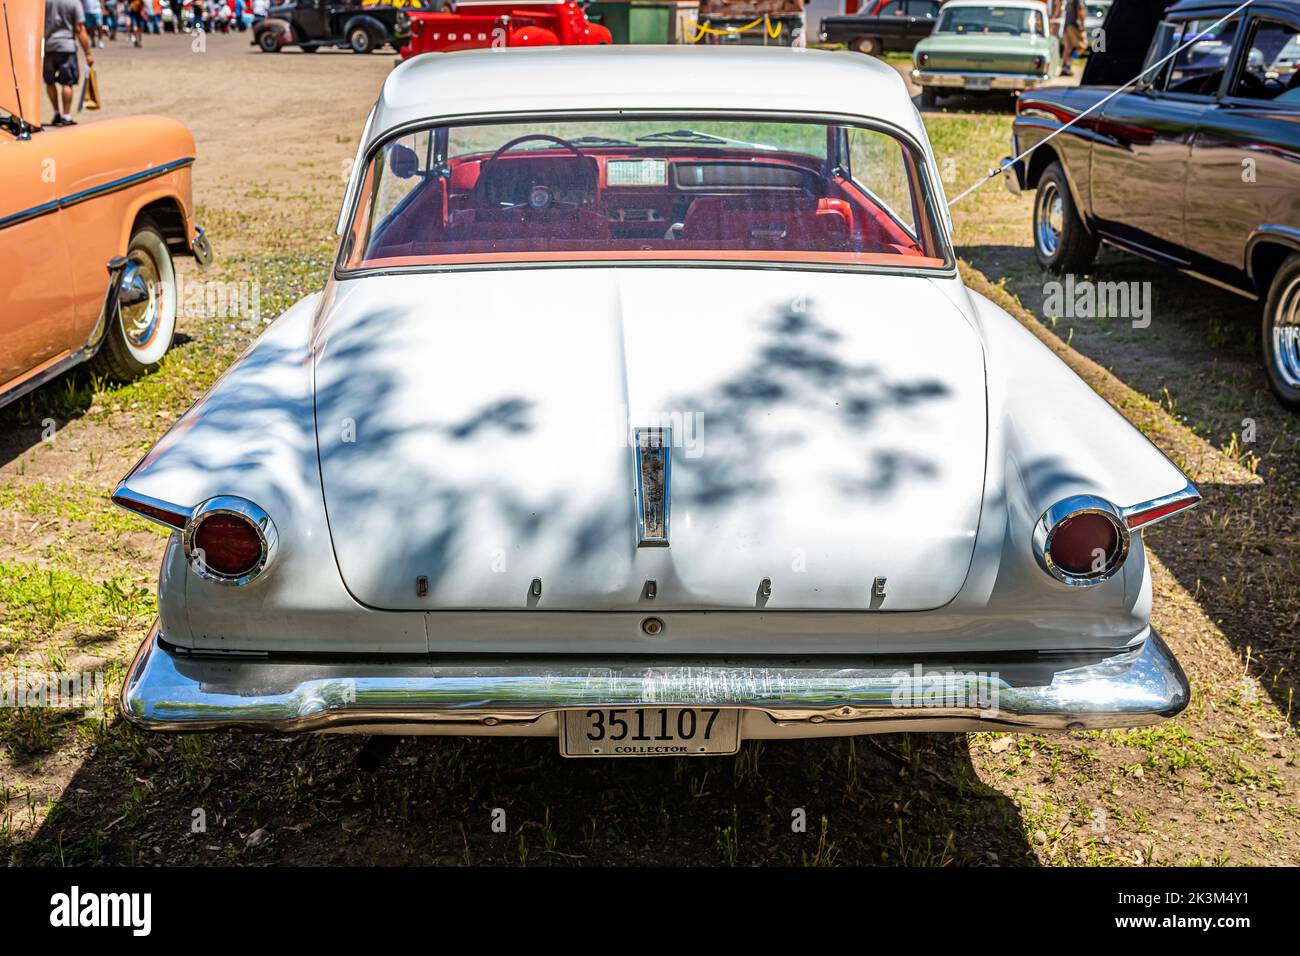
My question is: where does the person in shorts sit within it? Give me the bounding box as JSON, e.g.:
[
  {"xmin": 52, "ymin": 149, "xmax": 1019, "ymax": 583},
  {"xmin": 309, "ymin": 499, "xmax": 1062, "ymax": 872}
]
[
  {"xmin": 83, "ymin": 0, "xmax": 104, "ymax": 46},
  {"xmin": 127, "ymin": 0, "xmax": 145, "ymax": 44},
  {"xmin": 44, "ymin": 0, "xmax": 94, "ymax": 126}
]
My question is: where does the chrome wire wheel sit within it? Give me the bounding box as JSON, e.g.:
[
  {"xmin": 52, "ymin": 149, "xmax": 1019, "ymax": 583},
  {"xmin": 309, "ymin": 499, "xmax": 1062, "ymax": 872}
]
[
  {"xmin": 1034, "ymin": 180, "xmax": 1063, "ymax": 257},
  {"xmin": 1271, "ymin": 274, "xmax": 1300, "ymax": 389}
]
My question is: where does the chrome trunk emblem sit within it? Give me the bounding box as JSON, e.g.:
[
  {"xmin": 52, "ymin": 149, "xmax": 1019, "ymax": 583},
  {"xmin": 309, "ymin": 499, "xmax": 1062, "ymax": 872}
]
[{"xmin": 634, "ymin": 426, "xmax": 671, "ymax": 547}]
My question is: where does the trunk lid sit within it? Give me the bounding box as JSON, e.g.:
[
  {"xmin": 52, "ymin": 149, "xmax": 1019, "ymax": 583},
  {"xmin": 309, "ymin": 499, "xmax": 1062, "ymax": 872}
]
[
  {"xmin": 918, "ymin": 34, "xmax": 1050, "ymax": 73},
  {"xmin": 313, "ymin": 267, "xmax": 987, "ymax": 612}
]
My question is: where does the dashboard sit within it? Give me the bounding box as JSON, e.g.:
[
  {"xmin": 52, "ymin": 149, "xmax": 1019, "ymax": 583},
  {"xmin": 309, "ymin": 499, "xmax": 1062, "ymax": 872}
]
[{"xmin": 460, "ymin": 149, "xmax": 829, "ymax": 238}]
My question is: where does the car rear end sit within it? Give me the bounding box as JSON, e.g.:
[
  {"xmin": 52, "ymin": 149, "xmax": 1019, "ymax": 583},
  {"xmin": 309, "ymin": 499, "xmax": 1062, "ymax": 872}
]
[{"xmin": 110, "ymin": 48, "xmax": 1197, "ymax": 756}]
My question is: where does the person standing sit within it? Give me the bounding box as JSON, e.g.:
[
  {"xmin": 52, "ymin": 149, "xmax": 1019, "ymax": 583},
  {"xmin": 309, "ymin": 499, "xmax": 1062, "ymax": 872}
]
[
  {"xmin": 1058, "ymin": 0, "xmax": 1086, "ymax": 76},
  {"xmin": 44, "ymin": 0, "xmax": 94, "ymax": 126},
  {"xmin": 83, "ymin": 0, "xmax": 105, "ymax": 46},
  {"xmin": 127, "ymin": 0, "xmax": 145, "ymax": 44}
]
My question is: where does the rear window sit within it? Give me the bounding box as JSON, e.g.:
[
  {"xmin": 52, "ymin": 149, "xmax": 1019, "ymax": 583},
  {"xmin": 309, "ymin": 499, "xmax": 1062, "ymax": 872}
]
[
  {"xmin": 936, "ymin": 5, "xmax": 1046, "ymax": 36},
  {"xmin": 340, "ymin": 116, "xmax": 948, "ymax": 272}
]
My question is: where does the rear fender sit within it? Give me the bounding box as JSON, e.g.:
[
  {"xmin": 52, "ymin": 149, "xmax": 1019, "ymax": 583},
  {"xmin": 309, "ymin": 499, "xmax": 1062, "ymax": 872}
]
[
  {"xmin": 112, "ymin": 290, "xmax": 426, "ymax": 653},
  {"xmin": 959, "ymin": 287, "xmax": 1195, "ymax": 620}
]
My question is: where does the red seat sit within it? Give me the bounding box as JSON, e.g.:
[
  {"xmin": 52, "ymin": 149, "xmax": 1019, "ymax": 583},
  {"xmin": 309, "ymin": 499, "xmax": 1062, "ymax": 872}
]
[
  {"xmin": 449, "ymin": 160, "xmax": 481, "ymax": 193},
  {"xmin": 681, "ymin": 196, "xmax": 854, "ymax": 248}
]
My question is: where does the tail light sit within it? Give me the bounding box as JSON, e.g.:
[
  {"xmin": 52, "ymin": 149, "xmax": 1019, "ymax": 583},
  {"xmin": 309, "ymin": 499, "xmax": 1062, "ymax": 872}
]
[
  {"xmin": 1033, "ymin": 495, "xmax": 1129, "ymax": 586},
  {"xmin": 183, "ymin": 497, "xmax": 278, "ymax": 586},
  {"xmin": 1121, "ymin": 481, "xmax": 1201, "ymax": 530},
  {"xmin": 111, "ymin": 486, "xmax": 188, "ymax": 530}
]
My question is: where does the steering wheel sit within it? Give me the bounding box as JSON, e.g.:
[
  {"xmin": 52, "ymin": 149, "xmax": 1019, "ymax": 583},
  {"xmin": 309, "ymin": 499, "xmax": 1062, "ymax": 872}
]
[
  {"xmin": 477, "ymin": 134, "xmax": 592, "ymax": 211},
  {"xmin": 1236, "ymin": 69, "xmax": 1286, "ymax": 97}
]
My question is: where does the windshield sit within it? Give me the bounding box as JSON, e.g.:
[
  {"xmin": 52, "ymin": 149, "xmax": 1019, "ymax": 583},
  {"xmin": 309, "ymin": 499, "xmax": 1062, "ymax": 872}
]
[
  {"xmin": 341, "ymin": 116, "xmax": 948, "ymax": 272},
  {"xmin": 936, "ymin": 5, "xmax": 1045, "ymax": 35}
]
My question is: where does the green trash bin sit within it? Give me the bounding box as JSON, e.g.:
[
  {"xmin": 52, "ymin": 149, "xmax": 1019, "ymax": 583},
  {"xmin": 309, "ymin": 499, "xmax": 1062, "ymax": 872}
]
[
  {"xmin": 586, "ymin": 1, "xmax": 630, "ymax": 43},
  {"xmin": 629, "ymin": 1, "xmax": 674, "ymax": 42},
  {"xmin": 587, "ymin": 0, "xmax": 684, "ymax": 43}
]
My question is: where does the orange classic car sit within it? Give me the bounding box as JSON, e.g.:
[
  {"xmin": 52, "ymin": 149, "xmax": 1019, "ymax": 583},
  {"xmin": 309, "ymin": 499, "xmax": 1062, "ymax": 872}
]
[{"xmin": 0, "ymin": 0, "xmax": 210, "ymax": 409}]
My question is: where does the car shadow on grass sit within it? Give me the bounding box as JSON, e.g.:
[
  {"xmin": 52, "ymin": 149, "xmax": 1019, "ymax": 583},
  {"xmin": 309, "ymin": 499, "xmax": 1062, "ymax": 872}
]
[
  {"xmin": 916, "ymin": 92, "xmax": 1020, "ymax": 115},
  {"xmin": 0, "ymin": 333, "xmax": 196, "ymax": 472},
  {"xmin": 963, "ymin": 243, "xmax": 1300, "ymax": 729},
  {"xmin": 12, "ymin": 728, "xmax": 1040, "ymax": 866}
]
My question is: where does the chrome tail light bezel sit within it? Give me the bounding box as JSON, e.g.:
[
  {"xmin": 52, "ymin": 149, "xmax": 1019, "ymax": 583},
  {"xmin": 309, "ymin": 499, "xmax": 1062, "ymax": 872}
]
[
  {"xmin": 181, "ymin": 496, "xmax": 279, "ymax": 587},
  {"xmin": 1033, "ymin": 481, "xmax": 1202, "ymax": 588},
  {"xmin": 1033, "ymin": 494, "xmax": 1131, "ymax": 587}
]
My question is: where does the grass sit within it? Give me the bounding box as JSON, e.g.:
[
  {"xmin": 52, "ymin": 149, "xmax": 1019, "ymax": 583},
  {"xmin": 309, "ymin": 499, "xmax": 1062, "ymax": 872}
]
[{"xmin": 0, "ymin": 562, "xmax": 153, "ymax": 638}]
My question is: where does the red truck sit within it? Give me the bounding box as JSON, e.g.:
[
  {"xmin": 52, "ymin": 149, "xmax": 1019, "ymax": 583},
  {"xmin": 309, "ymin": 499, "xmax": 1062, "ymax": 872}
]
[{"xmin": 399, "ymin": 0, "xmax": 611, "ymax": 56}]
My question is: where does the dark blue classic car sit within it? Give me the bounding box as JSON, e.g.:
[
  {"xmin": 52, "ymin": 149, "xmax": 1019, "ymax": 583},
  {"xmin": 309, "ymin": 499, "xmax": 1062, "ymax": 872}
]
[{"xmin": 1006, "ymin": 0, "xmax": 1300, "ymax": 409}]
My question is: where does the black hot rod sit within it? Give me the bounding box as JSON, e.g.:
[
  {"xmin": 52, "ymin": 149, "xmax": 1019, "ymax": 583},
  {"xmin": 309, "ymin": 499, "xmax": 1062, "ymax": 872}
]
[
  {"xmin": 1005, "ymin": 0, "xmax": 1300, "ymax": 409},
  {"xmin": 252, "ymin": 0, "xmax": 423, "ymax": 54}
]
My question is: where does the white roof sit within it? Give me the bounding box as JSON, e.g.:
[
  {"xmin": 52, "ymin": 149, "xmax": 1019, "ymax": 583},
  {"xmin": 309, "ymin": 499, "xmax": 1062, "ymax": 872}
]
[
  {"xmin": 941, "ymin": 0, "xmax": 1050, "ymax": 9},
  {"xmin": 370, "ymin": 45, "xmax": 925, "ymax": 145}
]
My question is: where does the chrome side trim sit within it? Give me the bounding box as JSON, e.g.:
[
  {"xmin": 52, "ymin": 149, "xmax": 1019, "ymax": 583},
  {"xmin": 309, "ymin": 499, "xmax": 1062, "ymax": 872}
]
[
  {"xmin": 110, "ymin": 483, "xmax": 191, "ymax": 530},
  {"xmin": 0, "ymin": 157, "xmax": 196, "ymax": 232},
  {"xmin": 120, "ymin": 624, "xmax": 1191, "ymax": 735},
  {"xmin": 1099, "ymin": 233, "xmax": 1191, "ymax": 267},
  {"xmin": 0, "ymin": 352, "xmax": 84, "ymax": 411},
  {"xmin": 1121, "ymin": 479, "xmax": 1202, "ymax": 531},
  {"xmin": 1178, "ymin": 267, "xmax": 1257, "ymax": 301}
]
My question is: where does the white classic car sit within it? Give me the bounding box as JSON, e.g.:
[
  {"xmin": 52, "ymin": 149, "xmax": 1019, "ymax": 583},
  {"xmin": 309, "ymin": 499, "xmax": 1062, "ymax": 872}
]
[{"xmin": 112, "ymin": 46, "xmax": 1200, "ymax": 757}]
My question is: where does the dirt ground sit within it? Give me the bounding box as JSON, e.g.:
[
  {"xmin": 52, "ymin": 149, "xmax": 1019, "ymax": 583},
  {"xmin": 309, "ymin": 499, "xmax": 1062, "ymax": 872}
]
[{"xmin": 1, "ymin": 33, "xmax": 1295, "ymax": 867}]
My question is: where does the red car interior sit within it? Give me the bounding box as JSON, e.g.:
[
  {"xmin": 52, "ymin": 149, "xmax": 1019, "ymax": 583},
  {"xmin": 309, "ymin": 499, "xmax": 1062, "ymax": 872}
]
[{"xmin": 354, "ymin": 146, "xmax": 938, "ymax": 268}]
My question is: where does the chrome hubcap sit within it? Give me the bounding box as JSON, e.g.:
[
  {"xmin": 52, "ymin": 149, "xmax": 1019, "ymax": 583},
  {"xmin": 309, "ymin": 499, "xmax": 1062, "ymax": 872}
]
[
  {"xmin": 119, "ymin": 249, "xmax": 162, "ymax": 349},
  {"xmin": 1273, "ymin": 275, "xmax": 1300, "ymax": 388},
  {"xmin": 1035, "ymin": 182, "xmax": 1063, "ymax": 257}
]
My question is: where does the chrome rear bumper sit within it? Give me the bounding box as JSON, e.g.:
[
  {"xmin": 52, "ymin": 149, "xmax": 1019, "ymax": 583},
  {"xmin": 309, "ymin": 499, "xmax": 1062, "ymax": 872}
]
[
  {"xmin": 120, "ymin": 625, "xmax": 1190, "ymax": 738},
  {"xmin": 912, "ymin": 69, "xmax": 1052, "ymax": 91},
  {"xmin": 190, "ymin": 226, "xmax": 213, "ymax": 266}
]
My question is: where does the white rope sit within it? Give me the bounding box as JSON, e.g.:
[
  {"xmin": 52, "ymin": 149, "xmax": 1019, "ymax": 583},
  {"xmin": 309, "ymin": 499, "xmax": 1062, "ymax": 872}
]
[{"xmin": 946, "ymin": 0, "xmax": 1255, "ymax": 206}]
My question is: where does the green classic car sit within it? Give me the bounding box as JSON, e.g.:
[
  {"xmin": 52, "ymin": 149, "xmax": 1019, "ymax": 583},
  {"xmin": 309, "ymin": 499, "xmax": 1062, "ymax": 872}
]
[{"xmin": 912, "ymin": 0, "xmax": 1059, "ymax": 106}]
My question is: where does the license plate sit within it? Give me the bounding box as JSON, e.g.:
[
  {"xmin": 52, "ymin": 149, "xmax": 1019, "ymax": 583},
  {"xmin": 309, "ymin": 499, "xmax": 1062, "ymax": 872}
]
[
  {"xmin": 965, "ymin": 76, "xmax": 992, "ymax": 90},
  {"xmin": 560, "ymin": 707, "xmax": 741, "ymax": 758}
]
